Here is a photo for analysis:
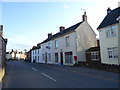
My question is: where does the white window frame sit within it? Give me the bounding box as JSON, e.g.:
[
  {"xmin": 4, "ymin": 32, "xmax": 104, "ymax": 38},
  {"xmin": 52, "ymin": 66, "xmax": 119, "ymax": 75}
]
[
  {"xmin": 48, "ymin": 53, "xmax": 51, "ymax": 61},
  {"xmin": 65, "ymin": 52, "xmax": 73, "ymax": 64},
  {"xmin": 33, "ymin": 50, "xmax": 34, "ymax": 55},
  {"xmin": 91, "ymin": 52, "xmax": 99, "ymax": 61},
  {"xmin": 106, "ymin": 25, "xmax": 116, "ymax": 38},
  {"xmin": 55, "ymin": 53, "xmax": 59, "ymax": 63},
  {"xmin": 108, "ymin": 47, "xmax": 118, "ymax": 59},
  {"xmin": 55, "ymin": 40, "xmax": 58, "ymax": 49},
  {"xmin": 65, "ymin": 36, "xmax": 70, "ymax": 47},
  {"xmin": 38, "ymin": 56, "xmax": 39, "ymax": 61},
  {"xmin": 38, "ymin": 49, "xmax": 39, "ymax": 54},
  {"xmin": 48, "ymin": 42, "xmax": 51, "ymax": 49}
]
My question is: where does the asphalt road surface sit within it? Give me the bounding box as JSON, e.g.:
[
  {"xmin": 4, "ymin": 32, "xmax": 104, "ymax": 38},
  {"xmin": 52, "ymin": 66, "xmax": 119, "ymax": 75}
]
[{"xmin": 2, "ymin": 60, "xmax": 119, "ymax": 88}]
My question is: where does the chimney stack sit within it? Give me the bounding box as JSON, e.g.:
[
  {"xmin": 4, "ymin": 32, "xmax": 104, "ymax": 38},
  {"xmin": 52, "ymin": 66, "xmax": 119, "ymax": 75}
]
[
  {"xmin": 48, "ymin": 33, "xmax": 52, "ymax": 38},
  {"xmin": 0, "ymin": 25, "xmax": 3, "ymax": 36},
  {"xmin": 59, "ymin": 26, "xmax": 65, "ymax": 32},
  {"xmin": 107, "ymin": 7, "xmax": 111, "ymax": 14},
  {"xmin": 82, "ymin": 11, "xmax": 87, "ymax": 21}
]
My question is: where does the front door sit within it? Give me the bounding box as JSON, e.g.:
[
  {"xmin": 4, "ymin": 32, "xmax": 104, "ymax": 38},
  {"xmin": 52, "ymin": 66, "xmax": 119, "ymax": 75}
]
[
  {"xmin": 45, "ymin": 53, "xmax": 47, "ymax": 64},
  {"xmin": 60, "ymin": 52, "xmax": 63, "ymax": 65}
]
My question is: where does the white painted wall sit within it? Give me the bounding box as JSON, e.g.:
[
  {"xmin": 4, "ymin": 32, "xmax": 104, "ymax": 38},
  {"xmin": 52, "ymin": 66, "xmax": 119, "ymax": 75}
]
[
  {"xmin": 41, "ymin": 41, "xmax": 53, "ymax": 64},
  {"xmin": 52, "ymin": 32, "xmax": 77, "ymax": 65},
  {"xmin": 99, "ymin": 24, "xmax": 119, "ymax": 65},
  {"xmin": 39, "ymin": 21, "xmax": 96, "ymax": 66},
  {"xmin": 75, "ymin": 21, "xmax": 97, "ymax": 62},
  {"xmin": 31, "ymin": 48, "xmax": 43, "ymax": 63}
]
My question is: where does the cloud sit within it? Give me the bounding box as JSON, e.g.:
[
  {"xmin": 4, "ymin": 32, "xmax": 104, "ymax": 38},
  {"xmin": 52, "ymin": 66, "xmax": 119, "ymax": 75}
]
[{"xmin": 64, "ymin": 5, "xmax": 69, "ymax": 8}]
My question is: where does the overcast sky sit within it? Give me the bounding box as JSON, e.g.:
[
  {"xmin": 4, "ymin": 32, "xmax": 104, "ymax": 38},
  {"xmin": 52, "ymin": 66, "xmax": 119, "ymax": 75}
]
[{"xmin": 1, "ymin": 0, "xmax": 120, "ymax": 52}]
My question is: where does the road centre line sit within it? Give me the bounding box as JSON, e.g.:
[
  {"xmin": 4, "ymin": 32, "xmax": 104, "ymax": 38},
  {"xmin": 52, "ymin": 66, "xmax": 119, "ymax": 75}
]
[
  {"xmin": 41, "ymin": 73, "xmax": 56, "ymax": 82},
  {"xmin": 31, "ymin": 67, "xmax": 37, "ymax": 71}
]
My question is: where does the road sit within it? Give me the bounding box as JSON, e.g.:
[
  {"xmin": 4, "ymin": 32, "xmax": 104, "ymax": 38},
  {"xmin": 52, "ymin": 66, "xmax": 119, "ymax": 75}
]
[{"xmin": 2, "ymin": 60, "xmax": 119, "ymax": 88}]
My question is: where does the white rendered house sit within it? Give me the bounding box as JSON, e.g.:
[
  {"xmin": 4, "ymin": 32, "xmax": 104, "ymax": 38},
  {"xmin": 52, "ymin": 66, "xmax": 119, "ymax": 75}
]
[
  {"xmin": 40, "ymin": 12, "xmax": 97, "ymax": 66},
  {"xmin": 97, "ymin": 7, "xmax": 120, "ymax": 65}
]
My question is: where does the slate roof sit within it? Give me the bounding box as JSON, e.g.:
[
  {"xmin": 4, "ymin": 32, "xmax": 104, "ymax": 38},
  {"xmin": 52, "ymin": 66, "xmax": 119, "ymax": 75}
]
[
  {"xmin": 97, "ymin": 7, "xmax": 120, "ymax": 29},
  {"xmin": 32, "ymin": 46, "xmax": 40, "ymax": 50},
  {"xmin": 86, "ymin": 47, "xmax": 100, "ymax": 52},
  {"xmin": 41, "ymin": 21, "xmax": 83, "ymax": 44}
]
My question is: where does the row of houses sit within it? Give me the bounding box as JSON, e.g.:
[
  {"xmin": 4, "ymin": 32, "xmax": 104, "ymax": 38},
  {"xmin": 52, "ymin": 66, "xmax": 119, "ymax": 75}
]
[
  {"xmin": 27, "ymin": 4, "xmax": 120, "ymax": 66},
  {"xmin": 27, "ymin": 11, "xmax": 97, "ymax": 66},
  {"xmin": 6, "ymin": 50, "xmax": 26, "ymax": 60},
  {"xmin": 0, "ymin": 25, "xmax": 7, "ymax": 90}
]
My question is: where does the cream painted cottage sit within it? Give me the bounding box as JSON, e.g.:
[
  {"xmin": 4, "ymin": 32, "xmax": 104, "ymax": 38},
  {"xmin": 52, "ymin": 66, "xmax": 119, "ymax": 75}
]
[
  {"xmin": 32, "ymin": 12, "xmax": 97, "ymax": 66},
  {"xmin": 97, "ymin": 6, "xmax": 120, "ymax": 65}
]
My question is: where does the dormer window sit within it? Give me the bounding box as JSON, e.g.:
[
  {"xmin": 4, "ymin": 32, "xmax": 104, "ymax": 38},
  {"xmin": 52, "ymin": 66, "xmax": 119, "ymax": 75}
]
[{"xmin": 106, "ymin": 25, "xmax": 116, "ymax": 38}]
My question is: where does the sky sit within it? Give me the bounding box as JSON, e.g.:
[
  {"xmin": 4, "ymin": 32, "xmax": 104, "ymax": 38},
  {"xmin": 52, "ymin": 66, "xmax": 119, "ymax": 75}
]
[{"xmin": 1, "ymin": 0, "xmax": 120, "ymax": 52}]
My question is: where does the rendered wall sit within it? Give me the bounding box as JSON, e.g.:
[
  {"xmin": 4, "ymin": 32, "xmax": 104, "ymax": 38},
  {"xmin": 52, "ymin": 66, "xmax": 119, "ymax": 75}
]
[
  {"xmin": 52, "ymin": 32, "xmax": 77, "ymax": 66},
  {"xmin": 75, "ymin": 21, "xmax": 97, "ymax": 62},
  {"xmin": 99, "ymin": 25, "xmax": 119, "ymax": 65}
]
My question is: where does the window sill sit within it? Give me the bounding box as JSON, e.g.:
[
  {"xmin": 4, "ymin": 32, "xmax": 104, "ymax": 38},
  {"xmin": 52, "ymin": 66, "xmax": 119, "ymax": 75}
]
[{"xmin": 108, "ymin": 58, "xmax": 118, "ymax": 60}]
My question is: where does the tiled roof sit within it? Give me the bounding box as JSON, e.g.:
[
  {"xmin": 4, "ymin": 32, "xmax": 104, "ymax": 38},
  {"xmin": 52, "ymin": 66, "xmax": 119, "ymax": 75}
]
[
  {"xmin": 86, "ymin": 47, "xmax": 100, "ymax": 52},
  {"xmin": 97, "ymin": 7, "xmax": 120, "ymax": 29},
  {"xmin": 41, "ymin": 21, "xmax": 83, "ymax": 44}
]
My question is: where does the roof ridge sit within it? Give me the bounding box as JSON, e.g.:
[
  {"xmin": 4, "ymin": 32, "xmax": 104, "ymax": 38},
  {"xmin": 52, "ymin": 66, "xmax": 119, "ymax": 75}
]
[
  {"xmin": 41, "ymin": 21, "xmax": 83, "ymax": 44},
  {"xmin": 97, "ymin": 7, "xmax": 120, "ymax": 29}
]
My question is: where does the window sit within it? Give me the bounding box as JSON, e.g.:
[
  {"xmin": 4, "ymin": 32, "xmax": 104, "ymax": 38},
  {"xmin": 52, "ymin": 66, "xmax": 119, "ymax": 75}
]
[
  {"xmin": 48, "ymin": 42, "xmax": 51, "ymax": 49},
  {"xmin": 106, "ymin": 26, "xmax": 116, "ymax": 37},
  {"xmin": 48, "ymin": 53, "xmax": 51, "ymax": 61},
  {"xmin": 65, "ymin": 36, "xmax": 70, "ymax": 47},
  {"xmin": 42, "ymin": 54, "xmax": 44, "ymax": 61},
  {"xmin": 65, "ymin": 52, "xmax": 73, "ymax": 63},
  {"xmin": 38, "ymin": 49, "xmax": 39, "ymax": 54},
  {"xmin": 38, "ymin": 56, "xmax": 39, "ymax": 61},
  {"xmin": 108, "ymin": 47, "xmax": 118, "ymax": 59},
  {"xmin": 42, "ymin": 45, "xmax": 44, "ymax": 50},
  {"xmin": 33, "ymin": 50, "xmax": 34, "ymax": 55},
  {"xmin": 55, "ymin": 40, "xmax": 58, "ymax": 49},
  {"xmin": 55, "ymin": 53, "xmax": 59, "ymax": 63},
  {"xmin": 91, "ymin": 52, "xmax": 99, "ymax": 60}
]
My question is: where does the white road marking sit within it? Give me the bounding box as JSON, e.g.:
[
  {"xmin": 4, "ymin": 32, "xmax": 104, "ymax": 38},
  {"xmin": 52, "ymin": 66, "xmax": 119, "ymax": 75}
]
[
  {"xmin": 31, "ymin": 67, "xmax": 37, "ymax": 71},
  {"xmin": 41, "ymin": 73, "xmax": 56, "ymax": 82}
]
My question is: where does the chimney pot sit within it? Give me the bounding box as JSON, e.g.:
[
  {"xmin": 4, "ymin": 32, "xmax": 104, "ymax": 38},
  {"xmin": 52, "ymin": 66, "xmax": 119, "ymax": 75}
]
[
  {"xmin": 48, "ymin": 33, "xmax": 52, "ymax": 38},
  {"xmin": 118, "ymin": 1, "xmax": 120, "ymax": 7},
  {"xmin": 82, "ymin": 11, "xmax": 87, "ymax": 21},
  {"xmin": 59, "ymin": 26, "xmax": 65, "ymax": 32},
  {"xmin": 107, "ymin": 7, "xmax": 111, "ymax": 14}
]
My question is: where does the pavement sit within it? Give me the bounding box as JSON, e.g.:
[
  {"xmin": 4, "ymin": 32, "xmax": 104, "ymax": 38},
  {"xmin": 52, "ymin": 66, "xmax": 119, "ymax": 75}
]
[{"xmin": 2, "ymin": 60, "xmax": 119, "ymax": 88}]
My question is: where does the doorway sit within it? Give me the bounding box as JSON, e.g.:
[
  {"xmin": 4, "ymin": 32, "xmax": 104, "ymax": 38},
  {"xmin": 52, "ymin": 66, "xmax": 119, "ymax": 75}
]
[
  {"xmin": 45, "ymin": 53, "xmax": 47, "ymax": 64},
  {"xmin": 60, "ymin": 52, "xmax": 63, "ymax": 65}
]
